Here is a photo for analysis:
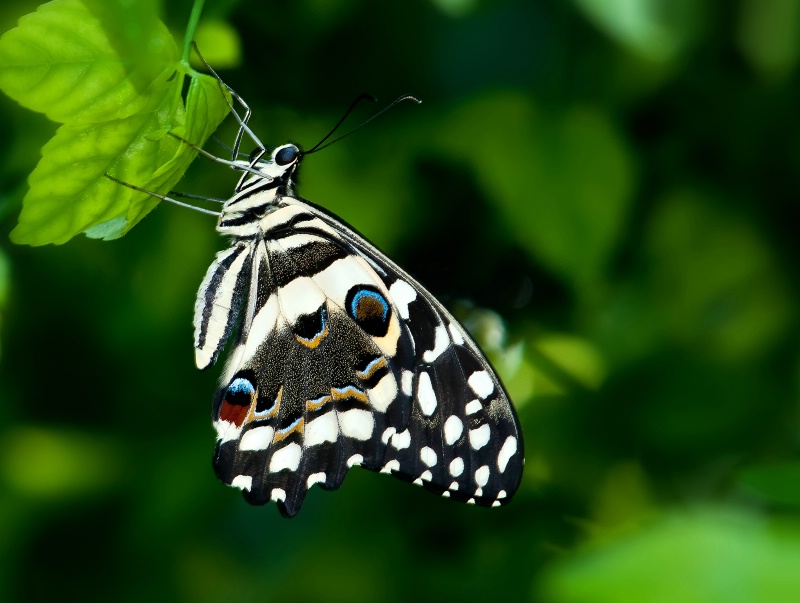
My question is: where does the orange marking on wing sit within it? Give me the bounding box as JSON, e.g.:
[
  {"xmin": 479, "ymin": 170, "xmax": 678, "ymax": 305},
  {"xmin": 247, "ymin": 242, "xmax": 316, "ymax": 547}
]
[{"xmin": 272, "ymin": 418, "xmax": 305, "ymax": 443}]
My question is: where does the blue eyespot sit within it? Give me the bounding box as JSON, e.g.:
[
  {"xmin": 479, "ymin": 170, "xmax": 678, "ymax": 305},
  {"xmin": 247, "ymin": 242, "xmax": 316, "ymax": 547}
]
[
  {"xmin": 346, "ymin": 286, "xmax": 391, "ymax": 337},
  {"xmin": 274, "ymin": 145, "xmax": 300, "ymax": 166},
  {"xmin": 226, "ymin": 377, "xmax": 255, "ymax": 406}
]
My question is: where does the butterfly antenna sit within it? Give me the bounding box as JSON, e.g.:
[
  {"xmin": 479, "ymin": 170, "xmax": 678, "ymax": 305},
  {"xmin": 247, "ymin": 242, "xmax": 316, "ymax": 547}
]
[{"xmin": 305, "ymin": 94, "xmax": 421, "ymax": 154}]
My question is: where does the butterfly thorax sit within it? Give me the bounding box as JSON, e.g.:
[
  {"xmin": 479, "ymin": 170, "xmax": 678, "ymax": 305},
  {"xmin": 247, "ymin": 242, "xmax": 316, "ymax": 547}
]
[{"xmin": 217, "ymin": 144, "xmax": 301, "ymax": 238}]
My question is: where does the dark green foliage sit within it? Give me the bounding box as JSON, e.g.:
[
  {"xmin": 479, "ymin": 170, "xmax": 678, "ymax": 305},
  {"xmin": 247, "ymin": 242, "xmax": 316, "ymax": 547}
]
[{"xmin": 1, "ymin": 0, "xmax": 799, "ymax": 601}]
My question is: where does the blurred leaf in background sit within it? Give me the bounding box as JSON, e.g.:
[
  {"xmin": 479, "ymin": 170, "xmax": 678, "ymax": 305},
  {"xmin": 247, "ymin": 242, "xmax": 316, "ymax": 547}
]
[{"xmin": 1, "ymin": 0, "xmax": 800, "ymax": 602}]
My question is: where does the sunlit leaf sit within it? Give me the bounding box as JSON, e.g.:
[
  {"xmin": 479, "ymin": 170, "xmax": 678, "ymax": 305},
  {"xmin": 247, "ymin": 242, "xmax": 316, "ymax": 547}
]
[
  {"xmin": 538, "ymin": 508, "xmax": 800, "ymax": 603},
  {"xmin": 0, "ymin": 0, "xmax": 176, "ymax": 124},
  {"xmin": 572, "ymin": 0, "xmax": 704, "ymax": 62},
  {"xmin": 0, "ymin": 0, "xmax": 231, "ymax": 245}
]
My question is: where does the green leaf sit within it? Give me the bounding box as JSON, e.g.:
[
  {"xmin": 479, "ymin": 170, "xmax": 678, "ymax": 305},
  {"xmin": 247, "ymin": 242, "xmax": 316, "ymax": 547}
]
[
  {"xmin": 10, "ymin": 71, "xmax": 229, "ymax": 245},
  {"xmin": 644, "ymin": 190, "xmax": 794, "ymax": 362},
  {"xmin": 0, "ymin": 0, "xmax": 177, "ymax": 124},
  {"xmin": 736, "ymin": 0, "xmax": 800, "ymax": 80},
  {"xmin": 738, "ymin": 461, "xmax": 800, "ymax": 509},
  {"xmin": 0, "ymin": 0, "xmax": 231, "ymax": 245},
  {"xmin": 439, "ymin": 92, "xmax": 634, "ymax": 291},
  {"xmin": 538, "ymin": 508, "xmax": 800, "ymax": 603},
  {"xmin": 572, "ymin": 0, "xmax": 704, "ymax": 62}
]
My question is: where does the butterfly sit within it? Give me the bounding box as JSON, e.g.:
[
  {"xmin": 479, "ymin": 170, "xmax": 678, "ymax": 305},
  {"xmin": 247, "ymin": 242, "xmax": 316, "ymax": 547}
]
[{"xmin": 186, "ymin": 91, "xmax": 524, "ymax": 518}]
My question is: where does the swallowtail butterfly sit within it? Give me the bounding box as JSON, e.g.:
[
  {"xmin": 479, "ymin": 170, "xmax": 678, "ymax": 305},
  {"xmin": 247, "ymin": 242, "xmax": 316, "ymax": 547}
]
[{"xmin": 183, "ymin": 90, "xmax": 525, "ymax": 517}]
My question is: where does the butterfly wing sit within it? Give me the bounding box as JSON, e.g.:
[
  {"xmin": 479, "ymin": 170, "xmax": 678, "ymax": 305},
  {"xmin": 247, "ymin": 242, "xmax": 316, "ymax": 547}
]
[
  {"xmin": 196, "ymin": 196, "xmax": 523, "ymax": 516},
  {"xmin": 321, "ymin": 201, "xmax": 524, "ymax": 507}
]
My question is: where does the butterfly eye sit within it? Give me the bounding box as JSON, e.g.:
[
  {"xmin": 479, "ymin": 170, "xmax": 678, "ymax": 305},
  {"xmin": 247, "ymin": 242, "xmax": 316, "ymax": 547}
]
[
  {"xmin": 346, "ymin": 286, "xmax": 391, "ymax": 337},
  {"xmin": 274, "ymin": 145, "xmax": 300, "ymax": 166}
]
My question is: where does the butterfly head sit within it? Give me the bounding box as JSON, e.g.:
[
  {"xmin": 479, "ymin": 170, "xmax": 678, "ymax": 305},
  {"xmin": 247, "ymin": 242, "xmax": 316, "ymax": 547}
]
[
  {"xmin": 254, "ymin": 143, "xmax": 301, "ymax": 180},
  {"xmin": 231, "ymin": 143, "xmax": 303, "ymax": 194}
]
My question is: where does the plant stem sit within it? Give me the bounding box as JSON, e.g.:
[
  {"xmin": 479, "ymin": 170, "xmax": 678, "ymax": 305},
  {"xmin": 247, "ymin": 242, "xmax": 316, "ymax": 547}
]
[{"xmin": 181, "ymin": 0, "xmax": 205, "ymax": 65}]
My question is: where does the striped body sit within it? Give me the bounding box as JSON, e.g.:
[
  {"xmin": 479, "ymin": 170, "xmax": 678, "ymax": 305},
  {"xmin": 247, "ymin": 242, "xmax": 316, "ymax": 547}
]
[{"xmin": 194, "ymin": 144, "xmax": 523, "ymax": 517}]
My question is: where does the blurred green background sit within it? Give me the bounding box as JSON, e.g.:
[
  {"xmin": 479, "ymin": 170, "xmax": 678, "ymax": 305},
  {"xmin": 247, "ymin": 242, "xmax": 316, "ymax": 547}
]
[{"xmin": 2, "ymin": 0, "xmax": 800, "ymax": 601}]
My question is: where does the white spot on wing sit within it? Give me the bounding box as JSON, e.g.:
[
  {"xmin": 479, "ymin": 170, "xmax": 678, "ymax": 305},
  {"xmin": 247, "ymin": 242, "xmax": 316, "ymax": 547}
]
[
  {"xmin": 338, "ymin": 408, "xmax": 375, "ymax": 440},
  {"xmin": 401, "ymin": 370, "xmax": 413, "ymax": 395},
  {"xmin": 418, "ymin": 470, "xmax": 432, "ymax": 482},
  {"xmin": 443, "ymin": 415, "xmax": 463, "ymax": 445},
  {"xmin": 239, "ymin": 426, "xmax": 275, "ymax": 451},
  {"xmin": 307, "ymin": 472, "xmax": 326, "ymax": 488},
  {"xmin": 276, "ymin": 276, "xmax": 327, "ymax": 325},
  {"xmin": 449, "ymin": 457, "xmax": 464, "ymax": 477},
  {"xmin": 469, "ymin": 424, "xmax": 491, "ymax": 451},
  {"xmin": 497, "ymin": 490, "xmax": 507, "ymax": 499},
  {"xmin": 468, "ymin": 370, "xmax": 494, "ymax": 398},
  {"xmin": 231, "ymin": 475, "xmax": 252, "ymax": 491},
  {"xmin": 492, "ymin": 500, "xmax": 501, "ymax": 507},
  {"xmin": 312, "ymin": 256, "xmax": 402, "ymax": 359},
  {"xmin": 347, "ymin": 454, "xmax": 364, "ymax": 467},
  {"xmin": 417, "ymin": 372, "xmax": 437, "ymax": 416},
  {"xmin": 382, "ymin": 427, "xmax": 396, "ymax": 444},
  {"xmin": 422, "ymin": 325, "xmax": 449, "ymax": 362},
  {"xmin": 271, "ymin": 488, "xmax": 286, "ymax": 502},
  {"xmin": 420, "ymin": 446, "xmax": 437, "ymax": 467},
  {"xmin": 389, "ymin": 280, "xmax": 417, "ymax": 320},
  {"xmin": 442, "ymin": 491, "xmax": 450, "ymax": 498},
  {"xmin": 260, "ymin": 204, "xmax": 307, "ymax": 231},
  {"xmin": 369, "ymin": 372, "xmax": 397, "ymax": 413},
  {"xmin": 274, "ymin": 233, "xmax": 318, "ymax": 251},
  {"xmin": 242, "ymin": 294, "xmax": 280, "ymax": 364},
  {"xmin": 214, "ymin": 420, "xmax": 242, "ymax": 443},
  {"xmin": 390, "ymin": 429, "xmax": 411, "ymax": 450},
  {"xmin": 269, "ymin": 442, "xmax": 302, "ymax": 472},
  {"xmin": 475, "ymin": 465, "xmax": 490, "ymax": 487},
  {"xmin": 465, "ymin": 399, "xmax": 482, "ymax": 415},
  {"xmin": 497, "ymin": 436, "xmax": 518, "ymax": 472},
  {"xmin": 314, "ymin": 256, "xmax": 375, "ymax": 309},
  {"xmin": 448, "ymin": 322, "xmax": 465, "ymax": 345},
  {"xmin": 449, "ymin": 481, "xmax": 459, "ymax": 490},
  {"xmin": 381, "ymin": 459, "xmax": 400, "ymax": 473},
  {"xmin": 305, "ymin": 412, "xmax": 339, "ymax": 446}
]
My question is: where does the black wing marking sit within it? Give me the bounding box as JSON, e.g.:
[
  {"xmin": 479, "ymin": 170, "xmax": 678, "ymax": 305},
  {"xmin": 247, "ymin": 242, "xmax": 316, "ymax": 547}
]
[{"xmin": 205, "ymin": 196, "xmax": 523, "ymax": 516}]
